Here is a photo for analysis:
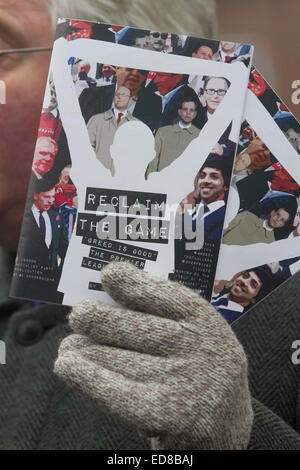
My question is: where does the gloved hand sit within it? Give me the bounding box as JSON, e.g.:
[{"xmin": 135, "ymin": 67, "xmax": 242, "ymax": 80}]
[{"xmin": 54, "ymin": 262, "xmax": 253, "ymax": 450}]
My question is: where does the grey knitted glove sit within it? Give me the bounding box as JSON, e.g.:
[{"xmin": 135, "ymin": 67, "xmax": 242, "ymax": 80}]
[{"xmin": 54, "ymin": 262, "xmax": 253, "ymax": 450}]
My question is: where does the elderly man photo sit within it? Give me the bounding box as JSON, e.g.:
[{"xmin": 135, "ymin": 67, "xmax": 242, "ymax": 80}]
[
  {"xmin": 32, "ymin": 136, "xmax": 58, "ymax": 180},
  {"xmin": 79, "ymin": 65, "xmax": 162, "ymax": 130},
  {"xmin": 87, "ymin": 85, "xmax": 138, "ymax": 174},
  {"xmin": 198, "ymin": 75, "xmax": 230, "ymax": 126}
]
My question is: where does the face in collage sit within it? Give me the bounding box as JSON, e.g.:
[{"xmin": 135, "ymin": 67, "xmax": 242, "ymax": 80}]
[{"xmin": 212, "ymin": 119, "xmax": 300, "ymax": 322}]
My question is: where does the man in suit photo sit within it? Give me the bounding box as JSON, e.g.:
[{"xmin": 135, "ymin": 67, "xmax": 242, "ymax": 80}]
[
  {"xmin": 116, "ymin": 27, "xmax": 151, "ymax": 49},
  {"xmin": 174, "ymin": 154, "xmax": 231, "ymax": 291},
  {"xmin": 87, "ymin": 86, "xmax": 139, "ymax": 174},
  {"xmin": 212, "ymin": 267, "xmax": 273, "ymax": 323},
  {"xmin": 182, "ymin": 37, "xmax": 219, "ymax": 60},
  {"xmin": 213, "ymin": 40, "xmax": 252, "ymax": 66},
  {"xmin": 179, "ymin": 154, "xmax": 231, "ymax": 243},
  {"xmin": 15, "ymin": 178, "xmax": 68, "ymax": 302},
  {"xmin": 79, "ymin": 66, "xmax": 162, "ymax": 131}
]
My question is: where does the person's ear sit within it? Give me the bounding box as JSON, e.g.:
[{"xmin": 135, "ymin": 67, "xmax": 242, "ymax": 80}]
[{"xmin": 199, "ymin": 94, "xmax": 206, "ymax": 107}]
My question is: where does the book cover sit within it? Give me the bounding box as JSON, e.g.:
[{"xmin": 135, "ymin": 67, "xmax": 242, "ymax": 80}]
[
  {"xmin": 213, "ymin": 67, "xmax": 300, "ymax": 323},
  {"xmin": 10, "ymin": 19, "xmax": 253, "ymax": 307}
]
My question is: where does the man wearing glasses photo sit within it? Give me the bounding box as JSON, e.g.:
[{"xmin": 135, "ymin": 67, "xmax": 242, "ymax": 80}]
[
  {"xmin": 148, "ymin": 31, "xmax": 168, "ymax": 52},
  {"xmin": 201, "ymin": 75, "xmax": 230, "ymax": 119}
]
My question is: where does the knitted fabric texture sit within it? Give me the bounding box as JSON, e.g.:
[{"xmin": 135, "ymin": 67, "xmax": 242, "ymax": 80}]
[{"xmin": 55, "ymin": 262, "xmax": 253, "ymax": 450}]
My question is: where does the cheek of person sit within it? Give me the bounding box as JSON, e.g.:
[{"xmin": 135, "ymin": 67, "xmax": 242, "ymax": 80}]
[
  {"xmin": 154, "ymin": 73, "xmax": 182, "ymax": 95},
  {"xmin": 199, "ymin": 173, "xmax": 224, "ymax": 202},
  {"xmin": 0, "ymin": 3, "xmax": 53, "ymax": 250},
  {"xmin": 33, "ymin": 154, "xmax": 55, "ymax": 175},
  {"xmin": 232, "ymin": 275, "xmax": 259, "ymax": 302},
  {"xmin": 250, "ymin": 149, "xmax": 270, "ymax": 166},
  {"xmin": 269, "ymin": 209, "xmax": 289, "ymax": 228},
  {"xmin": 242, "ymin": 127, "xmax": 255, "ymax": 140},
  {"xmin": 234, "ymin": 153, "xmax": 251, "ymax": 173},
  {"xmin": 205, "ymin": 93, "xmax": 223, "ymax": 112},
  {"xmin": 123, "ymin": 70, "xmax": 146, "ymax": 95},
  {"xmin": 178, "ymin": 107, "xmax": 196, "ymax": 123}
]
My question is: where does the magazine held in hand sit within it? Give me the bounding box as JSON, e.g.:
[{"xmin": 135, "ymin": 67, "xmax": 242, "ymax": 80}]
[{"xmin": 10, "ymin": 19, "xmax": 300, "ymax": 324}]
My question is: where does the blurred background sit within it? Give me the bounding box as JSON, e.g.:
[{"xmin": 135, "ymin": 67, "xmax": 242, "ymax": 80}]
[{"xmin": 216, "ymin": 0, "xmax": 300, "ymax": 120}]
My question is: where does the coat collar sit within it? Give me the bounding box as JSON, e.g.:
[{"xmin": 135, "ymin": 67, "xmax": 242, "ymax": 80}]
[
  {"xmin": 104, "ymin": 108, "xmax": 133, "ymax": 121},
  {"xmin": 173, "ymin": 123, "xmax": 197, "ymax": 134}
]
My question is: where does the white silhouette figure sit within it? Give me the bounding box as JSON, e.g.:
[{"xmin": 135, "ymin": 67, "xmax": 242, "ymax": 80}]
[{"xmin": 50, "ymin": 38, "xmax": 247, "ymax": 306}]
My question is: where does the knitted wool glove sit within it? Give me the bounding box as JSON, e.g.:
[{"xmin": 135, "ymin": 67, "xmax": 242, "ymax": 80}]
[{"xmin": 54, "ymin": 262, "xmax": 253, "ymax": 450}]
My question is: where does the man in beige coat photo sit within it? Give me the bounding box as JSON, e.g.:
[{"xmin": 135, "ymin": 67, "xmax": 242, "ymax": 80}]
[{"xmin": 87, "ymin": 85, "xmax": 138, "ymax": 175}]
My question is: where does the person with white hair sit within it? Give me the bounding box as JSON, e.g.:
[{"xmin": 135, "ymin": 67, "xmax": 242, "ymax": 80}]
[
  {"xmin": 74, "ymin": 61, "xmax": 97, "ymax": 97},
  {"xmin": 87, "ymin": 86, "xmax": 138, "ymax": 175},
  {"xmin": 0, "ymin": 0, "xmax": 300, "ymax": 451}
]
